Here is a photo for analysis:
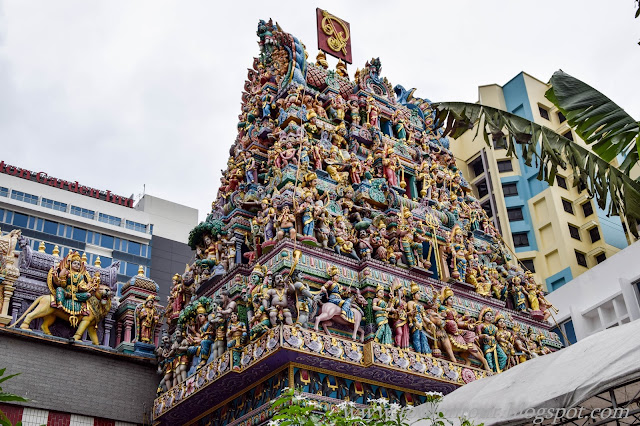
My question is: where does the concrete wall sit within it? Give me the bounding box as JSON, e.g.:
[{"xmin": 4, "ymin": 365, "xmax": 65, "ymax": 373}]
[
  {"xmin": 547, "ymin": 241, "xmax": 640, "ymax": 341},
  {"xmin": 0, "ymin": 330, "xmax": 158, "ymax": 424},
  {"xmin": 450, "ymin": 71, "xmax": 629, "ymax": 292},
  {"xmin": 135, "ymin": 195, "xmax": 198, "ymax": 244},
  {"xmin": 149, "ymin": 234, "xmax": 194, "ymax": 303}
]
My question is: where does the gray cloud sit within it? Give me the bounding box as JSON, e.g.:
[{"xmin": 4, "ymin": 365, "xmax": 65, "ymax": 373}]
[{"xmin": 1, "ymin": 0, "xmax": 638, "ymax": 222}]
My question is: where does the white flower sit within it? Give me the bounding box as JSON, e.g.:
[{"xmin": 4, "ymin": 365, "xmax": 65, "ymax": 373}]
[
  {"xmin": 337, "ymin": 401, "xmax": 349, "ymax": 409},
  {"xmin": 268, "ymin": 420, "xmax": 280, "ymax": 426},
  {"xmin": 347, "ymin": 401, "xmax": 356, "ymax": 407},
  {"xmin": 388, "ymin": 402, "xmax": 402, "ymax": 414},
  {"xmin": 376, "ymin": 397, "xmax": 389, "ymax": 405}
]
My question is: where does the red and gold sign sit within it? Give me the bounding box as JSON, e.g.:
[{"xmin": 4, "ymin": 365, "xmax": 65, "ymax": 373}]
[{"xmin": 316, "ymin": 8, "xmax": 352, "ymax": 64}]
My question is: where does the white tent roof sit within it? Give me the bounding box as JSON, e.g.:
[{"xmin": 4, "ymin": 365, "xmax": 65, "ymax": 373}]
[{"xmin": 410, "ymin": 319, "xmax": 640, "ymax": 425}]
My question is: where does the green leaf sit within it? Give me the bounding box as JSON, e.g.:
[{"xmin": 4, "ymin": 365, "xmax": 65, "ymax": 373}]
[
  {"xmin": 434, "ymin": 101, "xmax": 640, "ymax": 238},
  {"xmin": 0, "ymin": 373, "xmax": 20, "ymax": 385},
  {"xmin": 0, "ymin": 393, "xmax": 28, "ymax": 402},
  {"xmin": 545, "ymin": 70, "xmax": 639, "ymax": 174}
]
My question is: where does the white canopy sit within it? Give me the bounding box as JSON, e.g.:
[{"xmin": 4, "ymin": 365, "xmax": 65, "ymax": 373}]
[{"xmin": 410, "ymin": 319, "xmax": 640, "ymax": 425}]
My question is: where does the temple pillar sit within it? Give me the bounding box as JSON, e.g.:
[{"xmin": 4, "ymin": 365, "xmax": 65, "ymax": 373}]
[
  {"xmin": 124, "ymin": 319, "xmax": 133, "ymax": 343},
  {"xmin": 0, "ymin": 281, "xmax": 15, "ymax": 326},
  {"xmin": 103, "ymin": 315, "xmax": 114, "ymax": 346},
  {"xmin": 234, "ymin": 231, "xmax": 244, "ymax": 265}
]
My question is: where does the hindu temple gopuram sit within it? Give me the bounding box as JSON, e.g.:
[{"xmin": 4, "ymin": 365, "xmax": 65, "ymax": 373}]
[
  {"xmin": 148, "ymin": 17, "xmax": 561, "ymax": 425},
  {"xmin": 0, "ymin": 15, "xmax": 562, "ymax": 426}
]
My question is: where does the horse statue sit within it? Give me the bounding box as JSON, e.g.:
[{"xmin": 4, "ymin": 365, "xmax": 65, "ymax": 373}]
[{"xmin": 311, "ymin": 288, "xmax": 367, "ymax": 342}]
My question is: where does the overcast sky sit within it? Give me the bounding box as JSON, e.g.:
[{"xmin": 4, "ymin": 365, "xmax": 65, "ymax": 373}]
[{"xmin": 1, "ymin": 1, "xmax": 638, "ymax": 222}]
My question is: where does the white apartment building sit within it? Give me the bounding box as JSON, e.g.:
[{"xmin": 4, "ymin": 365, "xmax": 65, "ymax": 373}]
[{"xmin": 0, "ymin": 160, "xmax": 198, "ymax": 300}]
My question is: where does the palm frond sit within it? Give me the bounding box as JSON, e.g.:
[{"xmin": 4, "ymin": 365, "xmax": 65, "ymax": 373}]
[
  {"xmin": 545, "ymin": 70, "xmax": 640, "ymax": 175},
  {"xmin": 433, "ymin": 101, "xmax": 640, "ymax": 238}
]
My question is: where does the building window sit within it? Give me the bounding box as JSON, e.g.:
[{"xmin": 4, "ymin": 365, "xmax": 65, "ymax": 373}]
[
  {"xmin": 72, "ymin": 227, "xmax": 87, "ymax": 243},
  {"xmin": 538, "ymin": 105, "xmax": 550, "ymax": 120},
  {"xmin": 575, "ymin": 250, "xmax": 587, "ymax": 267},
  {"xmin": 0, "ymin": 187, "xmax": 8, "ymax": 197},
  {"xmin": 512, "ymin": 232, "xmax": 529, "ymax": 247},
  {"xmin": 41, "ymin": 198, "xmax": 67, "ymax": 212},
  {"xmin": 100, "ymin": 234, "xmax": 114, "ymax": 249},
  {"xmin": 556, "ymin": 320, "xmax": 577, "ymax": 345},
  {"xmin": 582, "ymin": 201, "xmax": 593, "ymax": 217},
  {"xmin": 507, "ymin": 207, "xmax": 524, "ymax": 221},
  {"xmin": 556, "ymin": 175, "xmax": 567, "ymax": 189},
  {"xmin": 469, "ymin": 157, "xmax": 484, "ymax": 177},
  {"xmin": 98, "ymin": 213, "xmax": 122, "ymax": 227},
  {"xmin": 521, "ymin": 259, "xmax": 536, "ymax": 273},
  {"xmin": 12, "ymin": 212, "xmax": 28, "ymax": 227},
  {"xmin": 589, "ymin": 226, "xmax": 601, "ymax": 243},
  {"xmin": 125, "ymin": 220, "xmax": 147, "ymax": 233},
  {"xmin": 70, "ymin": 206, "xmax": 95, "ymax": 220},
  {"xmin": 595, "ymin": 252, "xmax": 606, "ymax": 264},
  {"xmin": 558, "ymin": 112, "xmax": 566, "ymax": 124},
  {"xmin": 127, "ymin": 240, "xmax": 141, "ymax": 256},
  {"xmin": 562, "ymin": 199, "xmax": 574, "ymax": 214},
  {"xmin": 10, "ymin": 190, "xmax": 38, "ymax": 205},
  {"xmin": 481, "ymin": 200, "xmax": 493, "ymax": 218},
  {"xmin": 497, "ymin": 160, "xmax": 513, "ymax": 172},
  {"xmin": 493, "ymin": 136, "xmax": 507, "ymax": 150},
  {"xmin": 562, "ymin": 130, "xmax": 574, "ymax": 141},
  {"xmin": 502, "ymin": 183, "xmax": 518, "ymax": 197},
  {"xmin": 568, "ymin": 224, "xmax": 581, "ymax": 240},
  {"xmin": 476, "ymin": 179, "xmax": 489, "ymax": 199},
  {"xmin": 43, "ymin": 219, "xmax": 58, "ymax": 235}
]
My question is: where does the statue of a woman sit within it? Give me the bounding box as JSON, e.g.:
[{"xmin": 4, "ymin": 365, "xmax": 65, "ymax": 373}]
[
  {"xmin": 50, "ymin": 251, "xmax": 95, "ymax": 319},
  {"xmin": 372, "ymin": 285, "xmax": 393, "ymax": 345},
  {"xmin": 477, "ymin": 307, "xmax": 507, "ymax": 373}
]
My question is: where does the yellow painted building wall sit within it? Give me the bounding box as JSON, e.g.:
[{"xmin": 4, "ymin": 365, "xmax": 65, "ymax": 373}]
[{"xmin": 451, "ymin": 72, "xmax": 628, "ymax": 291}]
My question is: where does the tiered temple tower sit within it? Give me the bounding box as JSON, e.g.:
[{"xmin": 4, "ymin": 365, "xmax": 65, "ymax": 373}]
[{"xmin": 152, "ymin": 19, "xmax": 561, "ymax": 426}]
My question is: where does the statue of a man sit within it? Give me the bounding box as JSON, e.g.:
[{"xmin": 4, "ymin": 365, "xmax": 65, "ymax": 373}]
[
  {"xmin": 136, "ymin": 295, "xmax": 160, "ymax": 344},
  {"xmin": 265, "ymin": 273, "xmax": 293, "ymax": 326}
]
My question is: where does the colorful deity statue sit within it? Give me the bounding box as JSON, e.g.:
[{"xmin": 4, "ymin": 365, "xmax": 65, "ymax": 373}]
[
  {"xmin": 187, "ymin": 302, "xmax": 217, "ymax": 369},
  {"xmin": 265, "ymin": 273, "xmax": 293, "ymax": 326},
  {"xmin": 166, "ymin": 274, "xmax": 189, "ymax": 322},
  {"xmin": 226, "ymin": 311, "xmax": 247, "ymax": 349},
  {"xmin": 276, "ymin": 206, "xmax": 297, "ymax": 240},
  {"xmin": 406, "ymin": 282, "xmax": 433, "ymax": 354},
  {"xmin": 392, "ymin": 110, "xmax": 408, "ymax": 141},
  {"xmin": 495, "ymin": 313, "xmax": 516, "ymax": 369},
  {"xmin": 365, "ymin": 96, "xmax": 380, "ymax": 127},
  {"xmin": 155, "ymin": 333, "xmax": 173, "ymax": 394},
  {"xmin": 288, "ymin": 270, "xmax": 319, "ymax": 327},
  {"xmin": 297, "ymin": 191, "xmax": 316, "ymax": 237},
  {"xmin": 49, "ymin": 251, "xmax": 95, "ymax": 319},
  {"xmin": 510, "ymin": 276, "xmax": 528, "ymax": 312},
  {"xmin": 448, "ymin": 225, "xmax": 468, "ymax": 281},
  {"xmin": 135, "ymin": 295, "xmax": 160, "ymax": 344},
  {"xmin": 372, "ymin": 284, "xmax": 393, "ymax": 345},
  {"xmin": 389, "ymin": 280, "xmax": 410, "ymax": 349},
  {"xmin": 477, "ymin": 307, "xmax": 507, "ymax": 373},
  {"xmin": 250, "ymin": 270, "xmax": 273, "ymax": 340},
  {"xmin": 257, "ymin": 198, "xmax": 276, "ymax": 242},
  {"xmin": 382, "ymin": 146, "xmax": 400, "ymax": 187},
  {"xmin": 171, "ymin": 328, "xmax": 191, "ymax": 387},
  {"xmin": 438, "ymin": 287, "xmax": 490, "ymax": 370},
  {"xmin": 320, "ymin": 265, "xmax": 354, "ymax": 324}
]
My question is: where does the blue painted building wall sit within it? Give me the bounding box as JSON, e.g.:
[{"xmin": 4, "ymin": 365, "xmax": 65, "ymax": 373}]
[{"xmin": 500, "ymin": 73, "xmax": 547, "ymax": 253}]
